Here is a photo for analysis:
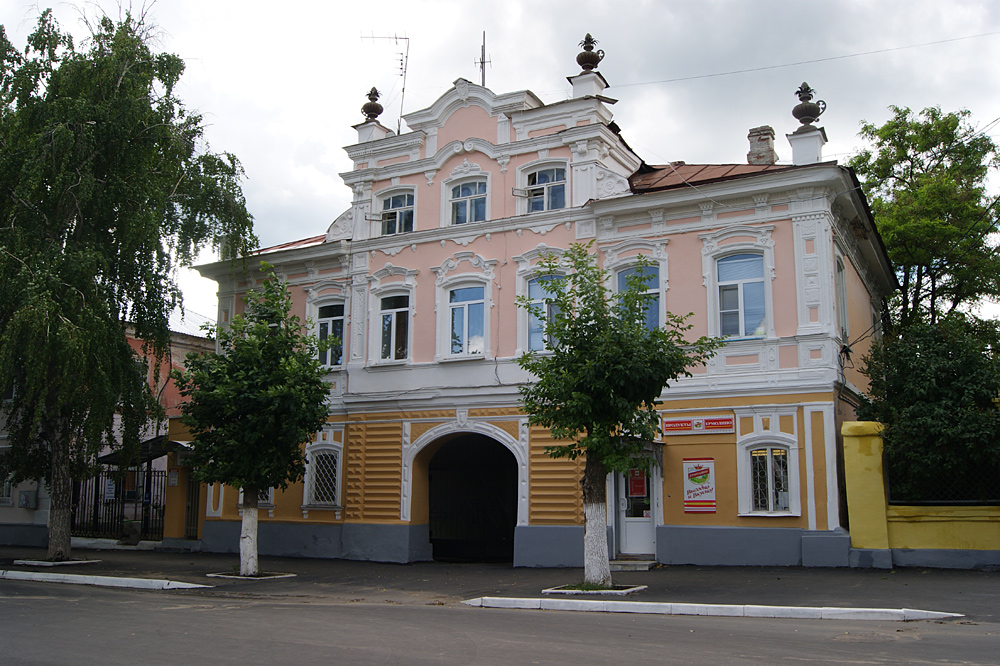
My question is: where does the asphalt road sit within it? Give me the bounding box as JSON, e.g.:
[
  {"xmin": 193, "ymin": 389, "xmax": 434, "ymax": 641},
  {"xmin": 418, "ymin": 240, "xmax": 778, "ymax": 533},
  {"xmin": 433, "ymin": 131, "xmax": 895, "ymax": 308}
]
[{"xmin": 2, "ymin": 580, "xmax": 997, "ymax": 665}]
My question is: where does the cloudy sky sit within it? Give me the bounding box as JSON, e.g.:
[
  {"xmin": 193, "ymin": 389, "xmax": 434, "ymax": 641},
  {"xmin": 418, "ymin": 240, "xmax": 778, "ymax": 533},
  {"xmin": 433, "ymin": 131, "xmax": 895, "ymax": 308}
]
[{"xmin": 4, "ymin": 0, "xmax": 1000, "ymax": 320}]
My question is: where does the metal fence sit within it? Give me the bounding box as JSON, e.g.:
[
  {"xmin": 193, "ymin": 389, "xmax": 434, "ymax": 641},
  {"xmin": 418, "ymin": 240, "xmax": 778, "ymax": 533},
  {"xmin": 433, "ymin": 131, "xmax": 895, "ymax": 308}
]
[
  {"xmin": 71, "ymin": 468, "xmax": 167, "ymax": 541},
  {"xmin": 886, "ymin": 461, "xmax": 1000, "ymax": 506}
]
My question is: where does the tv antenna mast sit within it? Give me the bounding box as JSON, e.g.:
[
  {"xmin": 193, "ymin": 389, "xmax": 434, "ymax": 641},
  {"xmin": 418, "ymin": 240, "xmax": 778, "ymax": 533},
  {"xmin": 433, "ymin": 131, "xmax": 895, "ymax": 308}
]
[
  {"xmin": 361, "ymin": 33, "xmax": 410, "ymax": 134},
  {"xmin": 474, "ymin": 31, "xmax": 491, "ymax": 87}
]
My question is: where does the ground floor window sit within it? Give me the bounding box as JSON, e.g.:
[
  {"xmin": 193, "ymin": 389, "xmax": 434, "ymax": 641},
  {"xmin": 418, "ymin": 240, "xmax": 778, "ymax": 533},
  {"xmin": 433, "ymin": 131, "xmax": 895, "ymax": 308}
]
[{"xmin": 750, "ymin": 446, "xmax": 789, "ymax": 512}]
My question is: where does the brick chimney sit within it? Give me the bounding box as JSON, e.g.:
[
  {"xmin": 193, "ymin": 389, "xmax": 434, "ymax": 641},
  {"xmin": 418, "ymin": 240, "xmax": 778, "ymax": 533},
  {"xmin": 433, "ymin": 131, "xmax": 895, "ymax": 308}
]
[{"xmin": 747, "ymin": 126, "xmax": 778, "ymax": 165}]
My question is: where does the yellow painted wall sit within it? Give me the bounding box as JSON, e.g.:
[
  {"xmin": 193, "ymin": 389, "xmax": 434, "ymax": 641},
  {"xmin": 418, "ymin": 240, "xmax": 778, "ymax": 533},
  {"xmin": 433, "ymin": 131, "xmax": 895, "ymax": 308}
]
[{"xmin": 842, "ymin": 421, "xmax": 999, "ymax": 551}]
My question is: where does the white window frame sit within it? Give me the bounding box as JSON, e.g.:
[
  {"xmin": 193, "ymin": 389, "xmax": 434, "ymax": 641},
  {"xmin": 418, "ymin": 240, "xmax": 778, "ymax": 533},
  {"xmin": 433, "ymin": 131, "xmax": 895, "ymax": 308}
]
[
  {"xmin": 303, "ymin": 427, "xmax": 344, "ymax": 511},
  {"xmin": 836, "ymin": 255, "xmax": 849, "ymax": 340},
  {"xmin": 615, "ymin": 265, "xmax": 661, "ymax": 330},
  {"xmin": 525, "ymin": 275, "xmax": 563, "ymax": 353},
  {"xmin": 316, "ymin": 301, "xmax": 345, "ymax": 368},
  {"xmin": 517, "ymin": 159, "xmax": 569, "ymax": 215},
  {"xmin": 603, "ymin": 240, "xmax": 669, "ymax": 332},
  {"xmin": 375, "ymin": 187, "xmax": 416, "ymax": 237},
  {"xmin": 377, "ymin": 292, "xmax": 411, "ymax": 362},
  {"xmin": 0, "ymin": 475, "xmax": 12, "ymax": 506},
  {"xmin": 736, "ymin": 435, "xmax": 800, "ymax": 517},
  {"xmin": 700, "ymin": 225, "xmax": 775, "ymax": 340},
  {"xmin": 436, "ymin": 277, "xmax": 491, "ymax": 361},
  {"xmin": 717, "ymin": 253, "xmax": 767, "ymax": 338},
  {"xmin": 448, "ymin": 178, "xmax": 489, "ymax": 226},
  {"xmin": 238, "ymin": 487, "xmax": 274, "ymax": 518}
]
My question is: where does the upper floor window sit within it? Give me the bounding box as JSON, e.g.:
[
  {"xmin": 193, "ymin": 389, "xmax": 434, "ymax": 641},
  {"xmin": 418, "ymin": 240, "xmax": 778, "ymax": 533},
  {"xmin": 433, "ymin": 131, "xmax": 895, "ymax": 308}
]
[
  {"xmin": 317, "ymin": 304, "xmax": 344, "ymax": 367},
  {"xmin": 379, "ymin": 294, "xmax": 409, "ymax": 361},
  {"xmin": 527, "ymin": 276, "xmax": 561, "ymax": 352},
  {"xmin": 836, "ymin": 257, "xmax": 849, "ymax": 339},
  {"xmin": 749, "ymin": 445, "xmax": 790, "ymax": 513},
  {"xmin": 718, "ymin": 254, "xmax": 765, "ymax": 337},
  {"xmin": 617, "ymin": 266, "xmax": 660, "ymax": 330},
  {"xmin": 450, "ymin": 286, "xmax": 485, "ymax": 356},
  {"xmin": 451, "ymin": 181, "xmax": 487, "ymax": 225},
  {"xmin": 381, "ymin": 192, "xmax": 414, "ymax": 236},
  {"xmin": 527, "ymin": 167, "xmax": 566, "ymax": 212}
]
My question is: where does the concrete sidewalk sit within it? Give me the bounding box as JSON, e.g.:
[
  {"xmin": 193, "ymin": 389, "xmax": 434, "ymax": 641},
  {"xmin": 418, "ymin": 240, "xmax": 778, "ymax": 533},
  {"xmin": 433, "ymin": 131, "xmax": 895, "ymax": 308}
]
[{"xmin": 2, "ymin": 544, "xmax": 995, "ymax": 622}]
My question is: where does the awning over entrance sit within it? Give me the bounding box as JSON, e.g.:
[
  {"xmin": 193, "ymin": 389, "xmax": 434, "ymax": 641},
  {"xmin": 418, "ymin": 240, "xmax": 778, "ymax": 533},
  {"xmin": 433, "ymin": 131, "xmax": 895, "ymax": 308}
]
[{"xmin": 97, "ymin": 435, "xmax": 190, "ymax": 466}]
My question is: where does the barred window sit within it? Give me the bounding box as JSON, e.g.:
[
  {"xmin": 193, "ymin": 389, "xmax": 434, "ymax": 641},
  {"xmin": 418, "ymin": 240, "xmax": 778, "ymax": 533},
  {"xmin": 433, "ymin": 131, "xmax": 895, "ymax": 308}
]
[
  {"xmin": 750, "ymin": 446, "xmax": 789, "ymax": 513},
  {"xmin": 308, "ymin": 450, "xmax": 340, "ymax": 506}
]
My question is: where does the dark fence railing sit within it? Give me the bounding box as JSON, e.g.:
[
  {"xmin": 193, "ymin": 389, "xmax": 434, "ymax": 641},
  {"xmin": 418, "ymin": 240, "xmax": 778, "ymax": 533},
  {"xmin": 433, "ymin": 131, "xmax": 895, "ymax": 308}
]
[
  {"xmin": 71, "ymin": 467, "xmax": 167, "ymax": 541},
  {"xmin": 886, "ymin": 461, "xmax": 1000, "ymax": 506}
]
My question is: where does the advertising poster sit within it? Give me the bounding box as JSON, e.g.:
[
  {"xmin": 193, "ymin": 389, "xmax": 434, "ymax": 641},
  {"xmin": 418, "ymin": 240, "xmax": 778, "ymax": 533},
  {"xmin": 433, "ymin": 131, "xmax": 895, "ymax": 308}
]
[{"xmin": 683, "ymin": 458, "xmax": 716, "ymax": 513}]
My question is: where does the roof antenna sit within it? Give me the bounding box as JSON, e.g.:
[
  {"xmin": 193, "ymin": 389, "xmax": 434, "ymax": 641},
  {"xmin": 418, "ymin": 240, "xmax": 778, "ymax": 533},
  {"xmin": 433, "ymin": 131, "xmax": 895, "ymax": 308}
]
[
  {"xmin": 475, "ymin": 31, "xmax": 491, "ymax": 87},
  {"xmin": 361, "ymin": 34, "xmax": 411, "ymax": 134}
]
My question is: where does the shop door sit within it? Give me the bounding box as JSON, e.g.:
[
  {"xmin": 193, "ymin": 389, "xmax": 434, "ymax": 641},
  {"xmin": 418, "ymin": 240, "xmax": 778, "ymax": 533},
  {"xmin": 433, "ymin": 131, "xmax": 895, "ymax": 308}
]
[{"xmin": 617, "ymin": 468, "xmax": 654, "ymax": 555}]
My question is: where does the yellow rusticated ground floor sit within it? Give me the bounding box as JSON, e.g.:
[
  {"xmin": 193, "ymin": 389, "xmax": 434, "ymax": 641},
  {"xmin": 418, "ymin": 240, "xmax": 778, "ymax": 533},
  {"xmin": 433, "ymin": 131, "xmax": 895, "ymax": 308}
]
[{"xmin": 162, "ymin": 391, "xmax": 861, "ymax": 567}]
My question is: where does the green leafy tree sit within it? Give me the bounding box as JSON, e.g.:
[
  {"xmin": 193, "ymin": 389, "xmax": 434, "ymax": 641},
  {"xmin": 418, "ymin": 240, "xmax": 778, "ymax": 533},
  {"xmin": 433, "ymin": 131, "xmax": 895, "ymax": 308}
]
[
  {"xmin": 517, "ymin": 243, "xmax": 721, "ymax": 586},
  {"xmin": 849, "ymin": 106, "xmax": 1000, "ymax": 328},
  {"xmin": 0, "ymin": 11, "xmax": 255, "ymax": 560},
  {"xmin": 858, "ymin": 316, "xmax": 1000, "ymax": 502},
  {"xmin": 173, "ymin": 265, "xmax": 331, "ymax": 576}
]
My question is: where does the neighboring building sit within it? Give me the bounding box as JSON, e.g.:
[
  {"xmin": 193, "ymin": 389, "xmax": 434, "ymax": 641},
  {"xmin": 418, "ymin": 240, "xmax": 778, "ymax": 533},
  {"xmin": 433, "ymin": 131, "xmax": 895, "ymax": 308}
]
[
  {"xmin": 0, "ymin": 310, "xmax": 215, "ymax": 546},
  {"xmin": 193, "ymin": 41, "xmax": 895, "ymax": 567}
]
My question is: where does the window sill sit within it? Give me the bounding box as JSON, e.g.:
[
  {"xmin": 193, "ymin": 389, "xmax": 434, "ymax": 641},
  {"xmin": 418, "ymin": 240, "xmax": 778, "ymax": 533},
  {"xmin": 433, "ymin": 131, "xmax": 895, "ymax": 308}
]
[
  {"xmin": 440, "ymin": 354, "xmax": 487, "ymax": 363},
  {"xmin": 738, "ymin": 510, "xmax": 800, "ymax": 518},
  {"xmin": 301, "ymin": 504, "xmax": 343, "ymax": 511},
  {"xmin": 367, "ymin": 360, "xmax": 411, "ymax": 371}
]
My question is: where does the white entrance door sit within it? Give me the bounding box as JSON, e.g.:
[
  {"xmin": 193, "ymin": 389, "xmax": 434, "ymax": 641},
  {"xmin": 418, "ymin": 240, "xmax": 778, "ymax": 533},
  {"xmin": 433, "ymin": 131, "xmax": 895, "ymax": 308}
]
[{"xmin": 617, "ymin": 468, "xmax": 655, "ymax": 555}]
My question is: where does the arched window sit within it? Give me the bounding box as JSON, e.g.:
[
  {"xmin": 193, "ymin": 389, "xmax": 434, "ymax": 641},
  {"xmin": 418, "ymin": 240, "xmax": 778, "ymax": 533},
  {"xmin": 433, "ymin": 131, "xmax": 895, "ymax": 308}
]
[
  {"xmin": 717, "ymin": 253, "xmax": 765, "ymax": 337},
  {"xmin": 307, "ymin": 448, "xmax": 341, "ymax": 506},
  {"xmin": 449, "ymin": 285, "xmax": 486, "ymax": 356},
  {"xmin": 749, "ymin": 445, "xmax": 790, "ymax": 512},
  {"xmin": 316, "ymin": 303, "xmax": 344, "ymax": 367},
  {"xmin": 526, "ymin": 276, "xmax": 561, "ymax": 351},
  {"xmin": 617, "ymin": 265, "xmax": 660, "ymax": 330},
  {"xmin": 450, "ymin": 180, "xmax": 487, "ymax": 225},
  {"xmin": 526, "ymin": 167, "xmax": 566, "ymax": 212},
  {"xmin": 380, "ymin": 191, "xmax": 415, "ymax": 236},
  {"xmin": 379, "ymin": 294, "xmax": 409, "ymax": 361}
]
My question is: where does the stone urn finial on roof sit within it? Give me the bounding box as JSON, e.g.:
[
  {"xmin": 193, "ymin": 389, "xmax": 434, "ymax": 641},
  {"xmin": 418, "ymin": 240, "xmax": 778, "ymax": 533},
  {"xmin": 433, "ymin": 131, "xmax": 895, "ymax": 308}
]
[
  {"xmin": 362, "ymin": 87, "xmax": 383, "ymax": 121},
  {"xmin": 576, "ymin": 33, "xmax": 604, "ymax": 72},
  {"xmin": 792, "ymin": 82, "xmax": 826, "ymax": 127}
]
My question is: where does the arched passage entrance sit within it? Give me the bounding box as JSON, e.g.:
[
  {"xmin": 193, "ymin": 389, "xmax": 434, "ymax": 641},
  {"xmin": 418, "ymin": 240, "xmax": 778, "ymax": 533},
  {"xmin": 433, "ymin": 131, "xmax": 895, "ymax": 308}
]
[{"xmin": 426, "ymin": 434, "xmax": 517, "ymax": 562}]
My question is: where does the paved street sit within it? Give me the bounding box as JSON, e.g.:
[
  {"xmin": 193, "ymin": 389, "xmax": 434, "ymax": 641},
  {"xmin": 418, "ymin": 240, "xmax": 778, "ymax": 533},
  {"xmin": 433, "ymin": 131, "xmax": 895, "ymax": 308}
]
[
  {"xmin": 1, "ymin": 579, "xmax": 998, "ymax": 665},
  {"xmin": 2, "ymin": 546, "xmax": 999, "ymax": 664}
]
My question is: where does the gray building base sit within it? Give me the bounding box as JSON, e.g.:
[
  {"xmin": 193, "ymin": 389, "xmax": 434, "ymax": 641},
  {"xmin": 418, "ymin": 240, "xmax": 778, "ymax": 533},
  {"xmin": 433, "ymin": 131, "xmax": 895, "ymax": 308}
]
[
  {"xmin": 849, "ymin": 548, "xmax": 893, "ymax": 569},
  {"xmin": 341, "ymin": 523, "xmax": 432, "ymax": 563},
  {"xmin": 0, "ymin": 523, "xmax": 47, "ymax": 547},
  {"xmin": 656, "ymin": 525, "xmax": 852, "ymax": 567},
  {"xmin": 513, "ymin": 524, "xmax": 583, "ymax": 567},
  {"xmin": 199, "ymin": 520, "xmax": 430, "ymax": 563}
]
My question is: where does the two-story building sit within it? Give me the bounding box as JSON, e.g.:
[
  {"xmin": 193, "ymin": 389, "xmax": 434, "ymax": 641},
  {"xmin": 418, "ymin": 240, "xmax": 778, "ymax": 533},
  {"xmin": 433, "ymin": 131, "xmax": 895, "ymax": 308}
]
[{"xmin": 194, "ymin": 39, "xmax": 895, "ymax": 567}]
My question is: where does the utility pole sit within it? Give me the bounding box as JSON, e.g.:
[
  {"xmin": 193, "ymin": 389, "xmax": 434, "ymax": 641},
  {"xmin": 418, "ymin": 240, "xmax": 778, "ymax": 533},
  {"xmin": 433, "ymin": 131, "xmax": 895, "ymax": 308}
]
[{"xmin": 475, "ymin": 31, "xmax": 491, "ymax": 87}]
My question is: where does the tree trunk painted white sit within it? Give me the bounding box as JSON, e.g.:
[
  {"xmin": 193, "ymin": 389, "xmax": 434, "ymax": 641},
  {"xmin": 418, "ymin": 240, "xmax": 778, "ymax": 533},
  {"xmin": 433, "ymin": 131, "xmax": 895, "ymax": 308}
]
[
  {"xmin": 581, "ymin": 455, "xmax": 612, "ymax": 587},
  {"xmin": 240, "ymin": 488, "xmax": 259, "ymax": 576}
]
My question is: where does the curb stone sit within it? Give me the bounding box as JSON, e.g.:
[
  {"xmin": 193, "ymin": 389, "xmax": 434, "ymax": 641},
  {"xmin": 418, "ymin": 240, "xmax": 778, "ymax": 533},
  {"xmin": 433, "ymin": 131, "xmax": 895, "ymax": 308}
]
[
  {"xmin": 463, "ymin": 597, "xmax": 964, "ymax": 622},
  {"xmin": 0, "ymin": 569, "xmax": 211, "ymax": 590}
]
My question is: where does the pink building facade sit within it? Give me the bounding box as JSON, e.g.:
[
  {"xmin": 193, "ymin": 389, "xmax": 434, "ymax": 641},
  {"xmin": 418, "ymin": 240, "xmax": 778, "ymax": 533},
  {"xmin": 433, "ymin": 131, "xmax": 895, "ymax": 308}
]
[{"xmin": 195, "ymin": 46, "xmax": 895, "ymax": 567}]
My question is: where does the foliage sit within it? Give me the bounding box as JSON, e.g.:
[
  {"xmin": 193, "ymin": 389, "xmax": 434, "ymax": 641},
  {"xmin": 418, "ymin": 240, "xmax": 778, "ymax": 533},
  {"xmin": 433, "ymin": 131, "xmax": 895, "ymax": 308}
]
[
  {"xmin": 849, "ymin": 106, "xmax": 1000, "ymax": 328},
  {"xmin": 173, "ymin": 264, "xmax": 331, "ymax": 502},
  {"xmin": 517, "ymin": 242, "xmax": 721, "ymax": 584},
  {"xmin": 517, "ymin": 243, "xmax": 722, "ymax": 473},
  {"xmin": 0, "ymin": 11, "xmax": 255, "ymax": 559},
  {"xmin": 858, "ymin": 316, "xmax": 1000, "ymax": 502}
]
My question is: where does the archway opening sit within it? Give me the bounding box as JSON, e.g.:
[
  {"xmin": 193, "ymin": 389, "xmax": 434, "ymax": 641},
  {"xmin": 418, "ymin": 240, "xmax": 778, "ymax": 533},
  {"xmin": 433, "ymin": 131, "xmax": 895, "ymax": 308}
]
[{"xmin": 428, "ymin": 433, "xmax": 517, "ymax": 562}]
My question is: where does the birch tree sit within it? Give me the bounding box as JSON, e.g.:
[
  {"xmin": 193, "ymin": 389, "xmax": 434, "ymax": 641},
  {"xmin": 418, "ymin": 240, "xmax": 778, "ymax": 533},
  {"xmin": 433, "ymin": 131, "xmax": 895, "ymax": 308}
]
[{"xmin": 0, "ymin": 11, "xmax": 255, "ymax": 560}]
